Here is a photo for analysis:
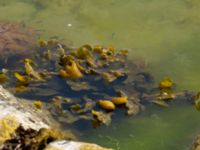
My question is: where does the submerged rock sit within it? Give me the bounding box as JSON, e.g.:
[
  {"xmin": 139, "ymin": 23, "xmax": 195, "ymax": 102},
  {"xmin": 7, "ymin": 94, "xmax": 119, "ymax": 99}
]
[{"xmin": 0, "ymin": 22, "xmax": 37, "ymax": 68}]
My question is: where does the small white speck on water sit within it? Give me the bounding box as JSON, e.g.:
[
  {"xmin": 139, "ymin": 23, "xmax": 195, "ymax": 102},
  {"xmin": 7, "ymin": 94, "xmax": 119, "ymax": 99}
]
[{"xmin": 67, "ymin": 24, "xmax": 72, "ymax": 27}]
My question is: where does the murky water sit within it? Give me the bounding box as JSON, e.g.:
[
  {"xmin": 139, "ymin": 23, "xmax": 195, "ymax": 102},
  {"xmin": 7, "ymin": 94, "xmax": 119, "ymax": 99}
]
[
  {"xmin": 80, "ymin": 104, "xmax": 200, "ymax": 150},
  {"xmin": 1, "ymin": 0, "xmax": 200, "ymax": 149}
]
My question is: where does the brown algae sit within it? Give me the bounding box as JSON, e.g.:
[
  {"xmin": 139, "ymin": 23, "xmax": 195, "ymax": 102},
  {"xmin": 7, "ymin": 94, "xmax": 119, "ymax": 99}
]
[{"xmin": 0, "ymin": 38, "xmax": 197, "ymax": 127}]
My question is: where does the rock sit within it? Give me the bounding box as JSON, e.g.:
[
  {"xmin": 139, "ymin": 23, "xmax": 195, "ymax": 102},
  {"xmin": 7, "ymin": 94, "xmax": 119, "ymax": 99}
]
[
  {"xmin": 0, "ymin": 85, "xmax": 50, "ymax": 132},
  {"xmin": 45, "ymin": 140, "xmax": 113, "ymax": 150},
  {"xmin": 0, "ymin": 85, "xmax": 112, "ymax": 150},
  {"xmin": 0, "ymin": 22, "xmax": 37, "ymax": 68}
]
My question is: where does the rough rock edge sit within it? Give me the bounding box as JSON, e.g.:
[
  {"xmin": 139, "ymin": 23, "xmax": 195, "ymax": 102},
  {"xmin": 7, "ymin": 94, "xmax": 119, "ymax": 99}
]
[
  {"xmin": 0, "ymin": 85, "xmax": 112, "ymax": 150},
  {"xmin": 45, "ymin": 140, "xmax": 113, "ymax": 150},
  {"xmin": 0, "ymin": 85, "xmax": 49, "ymax": 131}
]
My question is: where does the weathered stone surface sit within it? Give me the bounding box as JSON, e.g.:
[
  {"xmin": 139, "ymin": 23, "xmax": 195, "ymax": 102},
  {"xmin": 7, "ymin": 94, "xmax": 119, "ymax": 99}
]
[
  {"xmin": 45, "ymin": 140, "xmax": 113, "ymax": 150},
  {"xmin": 0, "ymin": 85, "xmax": 112, "ymax": 150},
  {"xmin": 0, "ymin": 85, "xmax": 50, "ymax": 132}
]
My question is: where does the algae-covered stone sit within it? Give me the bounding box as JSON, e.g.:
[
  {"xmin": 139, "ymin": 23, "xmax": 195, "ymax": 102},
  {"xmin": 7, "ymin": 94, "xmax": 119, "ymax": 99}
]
[
  {"xmin": 0, "ymin": 85, "xmax": 112, "ymax": 150},
  {"xmin": 0, "ymin": 115, "xmax": 19, "ymax": 143}
]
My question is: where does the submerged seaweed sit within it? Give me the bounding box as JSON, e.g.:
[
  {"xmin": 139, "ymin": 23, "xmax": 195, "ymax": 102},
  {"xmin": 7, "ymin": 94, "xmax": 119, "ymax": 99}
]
[{"xmin": 0, "ymin": 38, "xmax": 196, "ymax": 127}]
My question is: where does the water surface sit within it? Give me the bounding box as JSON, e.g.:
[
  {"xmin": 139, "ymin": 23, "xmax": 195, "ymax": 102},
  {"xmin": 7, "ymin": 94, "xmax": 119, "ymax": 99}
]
[{"xmin": 0, "ymin": 0, "xmax": 200, "ymax": 149}]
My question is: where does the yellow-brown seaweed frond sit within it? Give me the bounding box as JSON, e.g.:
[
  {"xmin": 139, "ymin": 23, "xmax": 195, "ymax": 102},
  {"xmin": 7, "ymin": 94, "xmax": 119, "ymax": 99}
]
[
  {"xmin": 59, "ymin": 69, "xmax": 69, "ymax": 78},
  {"xmin": 38, "ymin": 38, "xmax": 47, "ymax": 47},
  {"xmin": 0, "ymin": 72, "xmax": 8, "ymax": 84},
  {"xmin": 24, "ymin": 61, "xmax": 42, "ymax": 80},
  {"xmin": 59, "ymin": 60, "xmax": 83, "ymax": 79},
  {"xmin": 157, "ymin": 77, "xmax": 174, "ymax": 101},
  {"xmin": 14, "ymin": 72, "xmax": 30, "ymax": 85},
  {"xmin": 157, "ymin": 88, "xmax": 175, "ymax": 101},
  {"xmin": 47, "ymin": 39, "xmax": 59, "ymax": 45},
  {"xmin": 91, "ymin": 110, "xmax": 112, "ymax": 126},
  {"xmin": 159, "ymin": 77, "xmax": 173, "ymax": 89},
  {"xmin": 98, "ymin": 100, "xmax": 115, "ymax": 111},
  {"xmin": 23, "ymin": 128, "xmax": 75, "ymax": 149},
  {"xmin": 76, "ymin": 45, "xmax": 93, "ymax": 60},
  {"xmin": 102, "ymin": 70, "xmax": 125, "ymax": 83},
  {"xmin": 34, "ymin": 100, "xmax": 43, "ymax": 109},
  {"xmin": 59, "ymin": 54, "xmax": 74, "ymax": 67},
  {"xmin": 0, "ymin": 115, "xmax": 19, "ymax": 143},
  {"xmin": 195, "ymin": 100, "xmax": 200, "ymax": 111},
  {"xmin": 111, "ymin": 97, "xmax": 128, "ymax": 105},
  {"xmin": 43, "ymin": 49, "xmax": 51, "ymax": 60},
  {"xmin": 93, "ymin": 45, "xmax": 103, "ymax": 54},
  {"xmin": 192, "ymin": 92, "xmax": 200, "ymax": 111}
]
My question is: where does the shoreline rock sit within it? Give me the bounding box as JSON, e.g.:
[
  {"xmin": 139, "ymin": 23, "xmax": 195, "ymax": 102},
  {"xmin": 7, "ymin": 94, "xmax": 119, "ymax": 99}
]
[{"xmin": 0, "ymin": 85, "xmax": 112, "ymax": 150}]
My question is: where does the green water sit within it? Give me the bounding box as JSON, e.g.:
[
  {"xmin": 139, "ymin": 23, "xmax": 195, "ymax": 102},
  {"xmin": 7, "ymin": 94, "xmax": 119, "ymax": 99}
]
[
  {"xmin": 81, "ymin": 104, "xmax": 200, "ymax": 150},
  {"xmin": 79, "ymin": 106, "xmax": 200, "ymax": 150},
  {"xmin": 1, "ymin": 0, "xmax": 200, "ymax": 149}
]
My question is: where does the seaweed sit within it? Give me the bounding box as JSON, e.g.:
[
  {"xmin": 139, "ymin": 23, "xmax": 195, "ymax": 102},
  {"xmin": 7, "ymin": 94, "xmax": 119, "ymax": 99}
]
[
  {"xmin": 1, "ymin": 126, "xmax": 75, "ymax": 150},
  {"xmin": 0, "ymin": 38, "xmax": 196, "ymax": 128}
]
